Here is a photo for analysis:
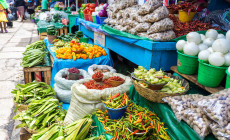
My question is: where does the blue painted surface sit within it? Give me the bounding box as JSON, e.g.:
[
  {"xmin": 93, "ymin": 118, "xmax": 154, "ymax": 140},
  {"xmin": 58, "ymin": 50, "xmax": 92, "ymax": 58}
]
[{"xmin": 76, "ymin": 18, "xmax": 178, "ymax": 71}]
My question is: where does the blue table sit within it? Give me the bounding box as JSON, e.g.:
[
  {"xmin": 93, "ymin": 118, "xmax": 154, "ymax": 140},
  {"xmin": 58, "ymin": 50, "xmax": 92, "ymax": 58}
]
[
  {"xmin": 44, "ymin": 38, "xmax": 114, "ymax": 87},
  {"xmin": 76, "ymin": 18, "xmax": 177, "ymax": 71}
]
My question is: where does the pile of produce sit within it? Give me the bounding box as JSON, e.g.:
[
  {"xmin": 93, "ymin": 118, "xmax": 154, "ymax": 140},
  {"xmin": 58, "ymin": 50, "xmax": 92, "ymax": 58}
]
[
  {"xmin": 55, "ymin": 41, "xmax": 107, "ymax": 60},
  {"xmin": 133, "ymin": 66, "xmax": 186, "ymax": 93},
  {"xmin": 52, "ymin": 13, "xmax": 62, "ymax": 23},
  {"xmin": 65, "ymin": 68, "xmax": 84, "ymax": 80},
  {"xmin": 169, "ymin": 14, "xmax": 219, "ymax": 37},
  {"xmin": 12, "ymin": 82, "xmax": 56, "ymax": 105},
  {"xmin": 21, "ymin": 40, "xmax": 47, "ymax": 67},
  {"xmin": 56, "ymin": 33, "xmax": 80, "ymax": 42},
  {"xmin": 92, "ymin": 4, "xmax": 108, "ymax": 17},
  {"xmin": 13, "ymin": 97, "xmax": 66, "ymax": 131},
  {"xmin": 83, "ymin": 79, "xmax": 112, "ymax": 90},
  {"xmin": 177, "ymin": 29, "xmax": 230, "ymax": 67},
  {"xmin": 92, "ymin": 72, "xmax": 103, "ymax": 79},
  {"xmin": 103, "ymin": 93, "xmax": 129, "ymax": 109},
  {"xmin": 105, "ymin": 0, "xmax": 175, "ymax": 41},
  {"xmin": 29, "ymin": 117, "xmax": 92, "ymax": 140},
  {"xmin": 167, "ymin": 2, "xmax": 196, "ymax": 14},
  {"xmin": 95, "ymin": 103, "xmax": 170, "ymax": 139},
  {"xmin": 83, "ymin": 3, "xmax": 96, "ymax": 17},
  {"xmin": 107, "ymin": 76, "xmax": 124, "ymax": 82},
  {"xmin": 47, "ymin": 25, "xmax": 58, "ymax": 36}
]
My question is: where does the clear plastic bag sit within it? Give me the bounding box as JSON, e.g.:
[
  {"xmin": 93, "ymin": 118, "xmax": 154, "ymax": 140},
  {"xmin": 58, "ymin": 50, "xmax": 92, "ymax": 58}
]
[
  {"xmin": 114, "ymin": 25, "xmax": 123, "ymax": 30},
  {"xmin": 195, "ymin": 89, "xmax": 230, "ymax": 127},
  {"xmin": 134, "ymin": 23, "xmax": 151, "ymax": 32},
  {"xmin": 144, "ymin": 6, "xmax": 169, "ymax": 23},
  {"xmin": 210, "ymin": 123, "xmax": 230, "ymax": 140},
  {"xmin": 128, "ymin": 28, "xmax": 138, "ymax": 35},
  {"xmin": 138, "ymin": 0, "xmax": 162, "ymax": 15},
  {"xmin": 116, "ymin": 12, "xmax": 123, "ymax": 20},
  {"xmin": 148, "ymin": 30, "xmax": 176, "ymax": 41},
  {"xmin": 137, "ymin": 32, "xmax": 149, "ymax": 38},
  {"xmin": 147, "ymin": 18, "xmax": 174, "ymax": 34},
  {"xmin": 182, "ymin": 108, "xmax": 211, "ymax": 138},
  {"xmin": 135, "ymin": 15, "xmax": 145, "ymax": 23},
  {"xmin": 163, "ymin": 94, "xmax": 203, "ymax": 121},
  {"xmin": 109, "ymin": 19, "xmax": 117, "ymax": 25}
]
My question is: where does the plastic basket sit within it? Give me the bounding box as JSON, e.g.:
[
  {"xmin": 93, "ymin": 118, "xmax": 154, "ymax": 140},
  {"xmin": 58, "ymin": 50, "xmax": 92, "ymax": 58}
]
[
  {"xmin": 96, "ymin": 15, "xmax": 100, "ymax": 24},
  {"xmin": 177, "ymin": 51, "xmax": 198, "ymax": 75},
  {"xmin": 105, "ymin": 104, "xmax": 127, "ymax": 119},
  {"xmin": 84, "ymin": 14, "xmax": 93, "ymax": 22},
  {"xmin": 92, "ymin": 16, "xmax": 96, "ymax": 23},
  {"xmin": 179, "ymin": 10, "xmax": 195, "ymax": 23},
  {"xmin": 80, "ymin": 37, "xmax": 89, "ymax": 43},
  {"xmin": 198, "ymin": 59, "xmax": 227, "ymax": 87},
  {"xmin": 99, "ymin": 17, "xmax": 107, "ymax": 25},
  {"xmin": 226, "ymin": 70, "xmax": 230, "ymax": 88},
  {"xmin": 54, "ymin": 7, "xmax": 59, "ymax": 10}
]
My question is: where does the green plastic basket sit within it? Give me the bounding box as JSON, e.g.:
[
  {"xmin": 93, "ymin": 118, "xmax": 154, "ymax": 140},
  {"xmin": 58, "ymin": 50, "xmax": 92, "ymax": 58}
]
[
  {"xmin": 226, "ymin": 70, "xmax": 230, "ymax": 88},
  {"xmin": 198, "ymin": 59, "xmax": 227, "ymax": 87},
  {"xmin": 80, "ymin": 37, "xmax": 89, "ymax": 43},
  {"xmin": 54, "ymin": 7, "xmax": 59, "ymax": 10},
  {"xmin": 177, "ymin": 51, "xmax": 198, "ymax": 75},
  {"xmin": 93, "ymin": 16, "xmax": 96, "ymax": 23}
]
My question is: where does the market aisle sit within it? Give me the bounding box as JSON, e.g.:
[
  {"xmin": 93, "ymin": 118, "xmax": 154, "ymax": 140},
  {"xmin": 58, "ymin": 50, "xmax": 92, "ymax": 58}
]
[{"xmin": 0, "ymin": 20, "xmax": 39, "ymax": 140}]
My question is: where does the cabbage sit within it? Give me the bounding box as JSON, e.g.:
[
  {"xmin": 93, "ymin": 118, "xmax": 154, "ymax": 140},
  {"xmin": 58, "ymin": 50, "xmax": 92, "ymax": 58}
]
[{"xmin": 98, "ymin": 10, "xmax": 107, "ymax": 17}]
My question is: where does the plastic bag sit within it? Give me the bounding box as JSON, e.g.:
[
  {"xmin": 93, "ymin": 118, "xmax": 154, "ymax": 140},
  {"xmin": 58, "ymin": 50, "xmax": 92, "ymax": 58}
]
[
  {"xmin": 144, "ymin": 6, "xmax": 169, "ymax": 23},
  {"xmin": 163, "ymin": 94, "xmax": 203, "ymax": 121},
  {"xmin": 54, "ymin": 68, "xmax": 90, "ymax": 90},
  {"xmin": 135, "ymin": 15, "xmax": 145, "ymax": 23},
  {"xmin": 88, "ymin": 64, "xmax": 116, "ymax": 76},
  {"xmin": 210, "ymin": 123, "xmax": 230, "ymax": 140},
  {"xmin": 64, "ymin": 73, "xmax": 132, "ymax": 123},
  {"xmin": 137, "ymin": 32, "xmax": 149, "ymax": 38},
  {"xmin": 54, "ymin": 84, "xmax": 72, "ymax": 104},
  {"xmin": 138, "ymin": 0, "xmax": 162, "ymax": 15},
  {"xmin": 116, "ymin": 12, "xmax": 123, "ymax": 20},
  {"xmin": 148, "ymin": 30, "xmax": 176, "ymax": 41},
  {"xmin": 147, "ymin": 18, "xmax": 174, "ymax": 34},
  {"xmin": 114, "ymin": 25, "xmax": 123, "ymax": 30},
  {"xmin": 195, "ymin": 89, "xmax": 230, "ymax": 127},
  {"xmin": 181, "ymin": 108, "xmax": 211, "ymax": 138},
  {"xmin": 134, "ymin": 23, "xmax": 151, "ymax": 32},
  {"xmin": 7, "ymin": 13, "xmax": 14, "ymax": 21},
  {"xmin": 128, "ymin": 28, "xmax": 138, "ymax": 35}
]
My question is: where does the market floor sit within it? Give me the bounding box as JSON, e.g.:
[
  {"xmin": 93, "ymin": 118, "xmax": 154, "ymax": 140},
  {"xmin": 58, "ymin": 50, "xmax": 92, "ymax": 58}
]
[{"xmin": 0, "ymin": 20, "xmax": 39, "ymax": 140}]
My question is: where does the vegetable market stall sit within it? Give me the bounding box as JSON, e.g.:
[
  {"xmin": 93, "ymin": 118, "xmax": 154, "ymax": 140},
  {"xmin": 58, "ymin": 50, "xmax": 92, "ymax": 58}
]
[
  {"xmin": 77, "ymin": 18, "xmax": 178, "ymax": 71},
  {"xmin": 44, "ymin": 38, "xmax": 114, "ymax": 87}
]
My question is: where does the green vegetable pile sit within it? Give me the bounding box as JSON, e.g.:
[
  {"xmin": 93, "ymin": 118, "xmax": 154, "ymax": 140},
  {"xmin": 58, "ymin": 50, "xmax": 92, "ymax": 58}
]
[
  {"xmin": 160, "ymin": 79, "xmax": 185, "ymax": 94},
  {"xmin": 29, "ymin": 116, "xmax": 92, "ymax": 140},
  {"xmin": 12, "ymin": 82, "xmax": 56, "ymax": 105},
  {"xmin": 47, "ymin": 25, "xmax": 58, "ymax": 36},
  {"xmin": 57, "ymin": 33, "xmax": 80, "ymax": 42},
  {"xmin": 52, "ymin": 13, "xmax": 62, "ymax": 23},
  {"xmin": 21, "ymin": 40, "xmax": 47, "ymax": 67},
  {"xmin": 76, "ymin": 31, "xmax": 83, "ymax": 38},
  {"xmin": 13, "ymin": 97, "xmax": 66, "ymax": 131}
]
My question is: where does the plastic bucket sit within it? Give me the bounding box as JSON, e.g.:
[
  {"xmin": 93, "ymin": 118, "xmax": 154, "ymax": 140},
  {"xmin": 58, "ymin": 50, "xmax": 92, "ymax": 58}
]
[
  {"xmin": 198, "ymin": 59, "xmax": 227, "ymax": 87},
  {"xmin": 105, "ymin": 104, "xmax": 127, "ymax": 119},
  {"xmin": 80, "ymin": 37, "xmax": 89, "ymax": 43},
  {"xmin": 54, "ymin": 7, "xmax": 59, "ymax": 10},
  {"xmin": 177, "ymin": 51, "xmax": 198, "ymax": 75},
  {"xmin": 96, "ymin": 15, "xmax": 100, "ymax": 24},
  {"xmin": 93, "ymin": 16, "xmax": 96, "ymax": 23},
  {"xmin": 99, "ymin": 17, "xmax": 107, "ymax": 25},
  {"xmin": 178, "ymin": 10, "xmax": 195, "ymax": 23},
  {"xmin": 226, "ymin": 70, "xmax": 230, "ymax": 88}
]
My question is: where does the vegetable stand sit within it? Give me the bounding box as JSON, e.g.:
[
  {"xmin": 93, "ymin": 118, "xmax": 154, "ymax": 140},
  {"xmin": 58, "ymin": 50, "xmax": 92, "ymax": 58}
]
[
  {"xmin": 44, "ymin": 38, "xmax": 114, "ymax": 87},
  {"xmin": 77, "ymin": 18, "xmax": 178, "ymax": 71}
]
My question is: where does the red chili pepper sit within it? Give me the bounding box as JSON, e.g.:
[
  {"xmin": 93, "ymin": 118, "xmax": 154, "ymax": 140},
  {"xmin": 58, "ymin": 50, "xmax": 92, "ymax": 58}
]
[
  {"xmin": 111, "ymin": 93, "xmax": 120, "ymax": 100},
  {"xmin": 157, "ymin": 122, "xmax": 161, "ymax": 132},
  {"xmin": 138, "ymin": 113, "xmax": 142, "ymax": 120},
  {"xmin": 130, "ymin": 130, "xmax": 139, "ymax": 135},
  {"xmin": 129, "ymin": 114, "xmax": 131, "ymax": 122}
]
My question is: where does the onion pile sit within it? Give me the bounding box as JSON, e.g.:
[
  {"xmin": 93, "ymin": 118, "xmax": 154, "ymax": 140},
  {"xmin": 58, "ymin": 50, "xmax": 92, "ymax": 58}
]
[{"xmin": 176, "ymin": 29, "xmax": 230, "ymax": 67}]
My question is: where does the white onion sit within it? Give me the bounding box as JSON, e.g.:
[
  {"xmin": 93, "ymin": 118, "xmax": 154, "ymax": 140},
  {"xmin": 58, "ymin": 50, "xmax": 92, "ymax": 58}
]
[
  {"xmin": 183, "ymin": 42, "xmax": 199, "ymax": 56},
  {"xmin": 212, "ymin": 39, "xmax": 230, "ymax": 54},
  {"xmin": 226, "ymin": 30, "xmax": 230, "ymax": 42},
  {"xmin": 205, "ymin": 29, "xmax": 218, "ymax": 40},
  {"xmin": 224, "ymin": 53, "xmax": 230, "ymax": 66},
  {"xmin": 208, "ymin": 52, "xmax": 225, "ymax": 67},
  {"xmin": 203, "ymin": 38, "xmax": 214, "ymax": 47},
  {"xmin": 198, "ymin": 44, "xmax": 208, "ymax": 52},
  {"xmin": 228, "ymin": 66, "xmax": 230, "ymax": 74},
  {"xmin": 176, "ymin": 40, "xmax": 186, "ymax": 52},
  {"xmin": 198, "ymin": 50, "xmax": 211, "ymax": 62},
  {"xmin": 200, "ymin": 34, "xmax": 205, "ymax": 41},
  {"xmin": 217, "ymin": 34, "xmax": 225, "ymax": 39},
  {"xmin": 186, "ymin": 32, "xmax": 201, "ymax": 45},
  {"xmin": 207, "ymin": 47, "xmax": 214, "ymax": 53}
]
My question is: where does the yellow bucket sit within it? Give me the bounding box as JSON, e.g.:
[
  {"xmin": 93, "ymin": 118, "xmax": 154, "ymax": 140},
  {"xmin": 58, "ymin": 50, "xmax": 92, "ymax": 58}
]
[{"xmin": 179, "ymin": 10, "xmax": 195, "ymax": 23}]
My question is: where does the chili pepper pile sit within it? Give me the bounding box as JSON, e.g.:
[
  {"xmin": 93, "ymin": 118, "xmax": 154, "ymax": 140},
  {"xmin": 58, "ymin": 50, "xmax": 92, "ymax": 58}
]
[
  {"xmin": 167, "ymin": 3, "xmax": 196, "ymax": 14},
  {"xmin": 103, "ymin": 93, "xmax": 129, "ymax": 109},
  {"xmin": 169, "ymin": 14, "xmax": 219, "ymax": 37},
  {"xmin": 92, "ymin": 72, "xmax": 103, "ymax": 79},
  {"xmin": 95, "ymin": 103, "xmax": 170, "ymax": 140},
  {"xmin": 108, "ymin": 76, "xmax": 124, "ymax": 82},
  {"xmin": 83, "ymin": 80, "xmax": 112, "ymax": 90}
]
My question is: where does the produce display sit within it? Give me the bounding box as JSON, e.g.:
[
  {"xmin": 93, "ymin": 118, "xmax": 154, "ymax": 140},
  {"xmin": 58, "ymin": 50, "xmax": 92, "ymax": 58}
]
[
  {"xmin": 96, "ymin": 103, "xmax": 170, "ymax": 140},
  {"xmin": 167, "ymin": 2, "xmax": 196, "ymax": 14},
  {"xmin": 13, "ymin": 97, "xmax": 66, "ymax": 131},
  {"xmin": 52, "ymin": 13, "xmax": 62, "ymax": 23},
  {"xmin": 21, "ymin": 40, "xmax": 47, "ymax": 67},
  {"xmin": 105, "ymin": 0, "xmax": 176, "ymax": 41},
  {"xmin": 176, "ymin": 29, "xmax": 230, "ymax": 67},
  {"xmin": 65, "ymin": 68, "xmax": 84, "ymax": 80},
  {"xmin": 79, "ymin": 4, "xmax": 87, "ymax": 15},
  {"xmin": 56, "ymin": 33, "xmax": 80, "ymax": 42},
  {"xmin": 55, "ymin": 41, "xmax": 107, "ymax": 60},
  {"xmin": 12, "ymin": 82, "xmax": 55, "ymax": 105},
  {"xmin": 92, "ymin": 72, "xmax": 103, "ymax": 79},
  {"xmin": 30, "ymin": 117, "xmax": 92, "ymax": 140},
  {"xmin": 92, "ymin": 4, "xmax": 108, "ymax": 17},
  {"xmin": 47, "ymin": 25, "xmax": 58, "ymax": 36},
  {"xmin": 133, "ymin": 66, "xmax": 186, "ymax": 93},
  {"xmin": 103, "ymin": 93, "xmax": 129, "ymax": 109}
]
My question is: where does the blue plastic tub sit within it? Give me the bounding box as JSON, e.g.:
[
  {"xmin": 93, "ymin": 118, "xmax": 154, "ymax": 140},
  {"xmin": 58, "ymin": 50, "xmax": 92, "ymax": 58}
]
[
  {"xmin": 104, "ymin": 104, "xmax": 127, "ymax": 119},
  {"xmin": 99, "ymin": 17, "xmax": 107, "ymax": 25},
  {"xmin": 96, "ymin": 15, "xmax": 100, "ymax": 24}
]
